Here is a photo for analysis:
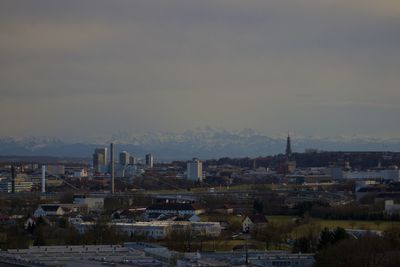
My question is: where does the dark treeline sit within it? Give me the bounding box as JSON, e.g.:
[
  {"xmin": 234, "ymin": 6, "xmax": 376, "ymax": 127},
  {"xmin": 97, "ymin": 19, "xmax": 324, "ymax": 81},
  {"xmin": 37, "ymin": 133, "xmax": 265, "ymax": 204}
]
[
  {"xmin": 1, "ymin": 216, "xmax": 147, "ymax": 250},
  {"xmin": 315, "ymin": 226, "xmax": 400, "ymax": 267},
  {"xmin": 250, "ymin": 196, "xmax": 400, "ymax": 221},
  {"xmin": 203, "ymin": 152, "xmax": 400, "ymax": 169}
]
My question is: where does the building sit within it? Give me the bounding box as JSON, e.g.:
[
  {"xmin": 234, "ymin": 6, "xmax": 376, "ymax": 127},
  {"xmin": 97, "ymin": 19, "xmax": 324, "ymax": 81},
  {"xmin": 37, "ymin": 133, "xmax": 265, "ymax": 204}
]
[
  {"xmin": 0, "ymin": 178, "xmax": 33, "ymax": 193},
  {"xmin": 325, "ymin": 166, "xmax": 343, "ymax": 179},
  {"xmin": 286, "ymin": 134, "xmax": 292, "ymax": 158},
  {"xmin": 34, "ymin": 204, "xmax": 88, "ymax": 217},
  {"xmin": 71, "ymin": 221, "xmax": 221, "ymax": 240},
  {"xmin": 124, "ymin": 164, "xmax": 145, "ymax": 177},
  {"xmin": 178, "ymin": 251, "xmax": 314, "ymax": 267},
  {"xmin": 385, "ymin": 200, "xmax": 400, "ymax": 215},
  {"xmin": 213, "ymin": 204, "xmax": 234, "ymax": 215},
  {"xmin": 343, "ymin": 168, "xmax": 400, "ymax": 181},
  {"xmin": 2, "ymin": 244, "xmax": 163, "ymax": 267},
  {"xmin": 1, "ymin": 243, "xmax": 313, "ymax": 267},
  {"xmin": 145, "ymin": 203, "xmax": 205, "ymax": 217},
  {"xmin": 242, "ymin": 214, "xmax": 268, "ymax": 233},
  {"xmin": 93, "ymin": 147, "xmax": 107, "ymax": 173},
  {"xmin": 129, "ymin": 156, "xmax": 137, "ymax": 165},
  {"xmin": 72, "ymin": 168, "xmax": 88, "ymax": 178},
  {"xmin": 34, "ymin": 205, "xmax": 67, "ymax": 217},
  {"xmin": 119, "ymin": 151, "xmax": 130, "ymax": 166},
  {"xmin": 187, "ymin": 158, "xmax": 203, "ymax": 182},
  {"xmin": 73, "ymin": 195, "xmax": 104, "ymax": 212},
  {"xmin": 284, "ymin": 134, "xmax": 296, "ymax": 174},
  {"xmin": 46, "ymin": 165, "xmax": 65, "ymax": 176},
  {"xmin": 146, "ymin": 154, "xmax": 154, "ymax": 168}
]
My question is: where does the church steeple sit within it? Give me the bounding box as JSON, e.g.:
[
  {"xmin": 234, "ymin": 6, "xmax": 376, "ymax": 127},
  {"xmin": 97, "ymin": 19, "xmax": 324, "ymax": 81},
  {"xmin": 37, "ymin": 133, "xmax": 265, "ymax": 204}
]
[{"xmin": 285, "ymin": 133, "xmax": 292, "ymax": 158}]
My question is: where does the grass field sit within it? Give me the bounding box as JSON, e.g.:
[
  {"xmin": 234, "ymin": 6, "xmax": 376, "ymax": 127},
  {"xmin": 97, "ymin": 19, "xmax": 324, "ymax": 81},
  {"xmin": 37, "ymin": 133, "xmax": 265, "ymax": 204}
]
[{"xmin": 201, "ymin": 214, "xmax": 400, "ymax": 239}]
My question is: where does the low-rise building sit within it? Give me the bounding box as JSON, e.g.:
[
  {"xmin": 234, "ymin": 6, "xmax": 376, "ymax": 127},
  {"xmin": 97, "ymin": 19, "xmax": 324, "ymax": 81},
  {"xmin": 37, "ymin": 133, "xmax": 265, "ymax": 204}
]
[
  {"xmin": 34, "ymin": 204, "xmax": 88, "ymax": 217},
  {"xmin": 71, "ymin": 221, "xmax": 221, "ymax": 240},
  {"xmin": 0, "ymin": 178, "xmax": 33, "ymax": 193},
  {"xmin": 385, "ymin": 199, "xmax": 400, "ymax": 215},
  {"xmin": 73, "ymin": 195, "xmax": 104, "ymax": 212},
  {"xmin": 242, "ymin": 214, "xmax": 268, "ymax": 233},
  {"xmin": 46, "ymin": 165, "xmax": 65, "ymax": 176},
  {"xmin": 145, "ymin": 203, "xmax": 205, "ymax": 217},
  {"xmin": 343, "ymin": 168, "xmax": 400, "ymax": 181},
  {"xmin": 178, "ymin": 250, "xmax": 315, "ymax": 267}
]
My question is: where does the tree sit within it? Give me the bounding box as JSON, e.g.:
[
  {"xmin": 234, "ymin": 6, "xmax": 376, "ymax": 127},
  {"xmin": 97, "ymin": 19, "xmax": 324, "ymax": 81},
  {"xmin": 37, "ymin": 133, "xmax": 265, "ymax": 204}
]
[
  {"xmin": 33, "ymin": 226, "xmax": 46, "ymax": 246},
  {"xmin": 332, "ymin": 227, "xmax": 348, "ymax": 243},
  {"xmin": 292, "ymin": 223, "xmax": 320, "ymax": 253},
  {"xmin": 315, "ymin": 236, "xmax": 392, "ymax": 267},
  {"xmin": 318, "ymin": 227, "xmax": 348, "ymax": 250},
  {"xmin": 318, "ymin": 228, "xmax": 333, "ymax": 249},
  {"xmin": 58, "ymin": 217, "xmax": 69, "ymax": 228},
  {"xmin": 256, "ymin": 221, "xmax": 295, "ymax": 250},
  {"xmin": 384, "ymin": 225, "xmax": 400, "ymax": 248},
  {"xmin": 253, "ymin": 199, "xmax": 263, "ymax": 214}
]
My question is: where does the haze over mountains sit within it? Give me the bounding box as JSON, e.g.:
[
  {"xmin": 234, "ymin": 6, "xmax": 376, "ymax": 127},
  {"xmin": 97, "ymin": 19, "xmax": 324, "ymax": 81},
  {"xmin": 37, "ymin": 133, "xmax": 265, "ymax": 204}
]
[{"xmin": 0, "ymin": 128, "xmax": 399, "ymax": 161}]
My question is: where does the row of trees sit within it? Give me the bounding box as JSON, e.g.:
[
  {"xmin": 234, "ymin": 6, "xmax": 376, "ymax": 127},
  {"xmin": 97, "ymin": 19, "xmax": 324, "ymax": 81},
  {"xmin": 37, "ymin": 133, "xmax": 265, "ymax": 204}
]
[
  {"xmin": 316, "ymin": 226, "xmax": 400, "ymax": 267},
  {"xmin": 0, "ymin": 217, "xmax": 136, "ymax": 250},
  {"xmin": 1, "ymin": 216, "xmax": 223, "ymax": 252}
]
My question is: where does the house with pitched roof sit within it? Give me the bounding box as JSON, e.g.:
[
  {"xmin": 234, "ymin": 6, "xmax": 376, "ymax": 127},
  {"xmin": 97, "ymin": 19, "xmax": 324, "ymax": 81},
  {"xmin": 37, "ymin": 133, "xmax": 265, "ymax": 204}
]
[{"xmin": 242, "ymin": 214, "xmax": 268, "ymax": 233}]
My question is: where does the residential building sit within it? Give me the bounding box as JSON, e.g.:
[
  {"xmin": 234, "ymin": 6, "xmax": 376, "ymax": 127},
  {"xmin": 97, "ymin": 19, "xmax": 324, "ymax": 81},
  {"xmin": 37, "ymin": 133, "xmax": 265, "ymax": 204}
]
[
  {"xmin": 34, "ymin": 205, "xmax": 67, "ymax": 217},
  {"xmin": 242, "ymin": 214, "xmax": 268, "ymax": 233},
  {"xmin": 34, "ymin": 204, "xmax": 88, "ymax": 217}
]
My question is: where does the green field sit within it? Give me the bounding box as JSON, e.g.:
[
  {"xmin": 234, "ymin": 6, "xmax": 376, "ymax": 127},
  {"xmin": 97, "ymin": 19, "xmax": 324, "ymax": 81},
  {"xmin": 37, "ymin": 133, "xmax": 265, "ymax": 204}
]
[{"xmin": 202, "ymin": 214, "xmax": 400, "ymax": 238}]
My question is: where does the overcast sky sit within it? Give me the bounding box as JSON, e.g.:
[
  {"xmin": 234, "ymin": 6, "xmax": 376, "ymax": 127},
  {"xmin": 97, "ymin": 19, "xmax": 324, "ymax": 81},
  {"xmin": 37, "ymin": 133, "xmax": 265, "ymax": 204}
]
[{"xmin": 1, "ymin": 0, "xmax": 400, "ymax": 140}]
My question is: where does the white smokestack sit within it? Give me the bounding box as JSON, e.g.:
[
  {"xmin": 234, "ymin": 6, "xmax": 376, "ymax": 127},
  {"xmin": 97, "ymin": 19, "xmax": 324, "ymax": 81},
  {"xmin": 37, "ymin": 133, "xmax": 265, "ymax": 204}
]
[
  {"xmin": 41, "ymin": 165, "xmax": 46, "ymax": 193},
  {"xmin": 110, "ymin": 143, "xmax": 115, "ymax": 194}
]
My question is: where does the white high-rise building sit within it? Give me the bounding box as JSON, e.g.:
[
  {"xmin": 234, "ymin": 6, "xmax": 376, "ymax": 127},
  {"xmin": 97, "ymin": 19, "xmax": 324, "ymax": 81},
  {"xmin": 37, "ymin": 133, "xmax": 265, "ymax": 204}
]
[
  {"xmin": 187, "ymin": 158, "xmax": 203, "ymax": 182},
  {"xmin": 110, "ymin": 143, "xmax": 115, "ymax": 194},
  {"xmin": 119, "ymin": 151, "xmax": 130, "ymax": 166}
]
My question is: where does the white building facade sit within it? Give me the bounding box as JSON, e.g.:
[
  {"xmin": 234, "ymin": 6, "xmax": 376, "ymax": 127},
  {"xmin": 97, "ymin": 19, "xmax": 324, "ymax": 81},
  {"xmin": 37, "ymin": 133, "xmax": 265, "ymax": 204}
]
[{"xmin": 187, "ymin": 158, "xmax": 203, "ymax": 182}]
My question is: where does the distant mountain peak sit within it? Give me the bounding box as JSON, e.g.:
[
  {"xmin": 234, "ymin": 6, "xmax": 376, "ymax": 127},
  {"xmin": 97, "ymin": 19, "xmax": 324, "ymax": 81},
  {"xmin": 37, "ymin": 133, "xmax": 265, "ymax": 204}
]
[{"xmin": 0, "ymin": 129, "xmax": 399, "ymax": 160}]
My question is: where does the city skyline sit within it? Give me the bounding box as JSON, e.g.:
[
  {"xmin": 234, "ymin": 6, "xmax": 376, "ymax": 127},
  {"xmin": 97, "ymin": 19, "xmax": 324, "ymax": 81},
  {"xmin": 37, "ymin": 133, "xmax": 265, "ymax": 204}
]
[
  {"xmin": 1, "ymin": 0, "xmax": 400, "ymax": 140},
  {"xmin": 2, "ymin": 1, "xmax": 400, "ymax": 264}
]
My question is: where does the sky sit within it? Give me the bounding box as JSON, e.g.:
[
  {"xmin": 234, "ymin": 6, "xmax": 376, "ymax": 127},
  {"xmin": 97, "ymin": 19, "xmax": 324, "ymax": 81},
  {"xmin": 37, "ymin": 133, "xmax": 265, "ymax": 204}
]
[{"xmin": 1, "ymin": 0, "xmax": 400, "ymax": 141}]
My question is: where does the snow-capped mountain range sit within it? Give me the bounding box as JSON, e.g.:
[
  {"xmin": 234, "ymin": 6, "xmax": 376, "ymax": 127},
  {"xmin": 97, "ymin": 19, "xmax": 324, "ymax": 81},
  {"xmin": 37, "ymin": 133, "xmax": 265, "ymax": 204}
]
[{"xmin": 1, "ymin": 128, "xmax": 399, "ymax": 161}]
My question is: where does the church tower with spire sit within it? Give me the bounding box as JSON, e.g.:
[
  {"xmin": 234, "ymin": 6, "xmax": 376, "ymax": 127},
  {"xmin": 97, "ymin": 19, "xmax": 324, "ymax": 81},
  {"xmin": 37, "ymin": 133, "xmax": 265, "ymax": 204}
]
[
  {"xmin": 285, "ymin": 134, "xmax": 292, "ymax": 158},
  {"xmin": 284, "ymin": 133, "xmax": 296, "ymax": 174}
]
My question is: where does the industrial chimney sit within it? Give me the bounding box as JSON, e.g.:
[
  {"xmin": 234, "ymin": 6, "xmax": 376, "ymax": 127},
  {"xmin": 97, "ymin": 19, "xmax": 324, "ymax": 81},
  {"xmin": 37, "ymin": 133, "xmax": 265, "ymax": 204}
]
[
  {"xmin": 11, "ymin": 166, "xmax": 15, "ymax": 194},
  {"xmin": 110, "ymin": 143, "xmax": 115, "ymax": 194},
  {"xmin": 41, "ymin": 165, "xmax": 46, "ymax": 193}
]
